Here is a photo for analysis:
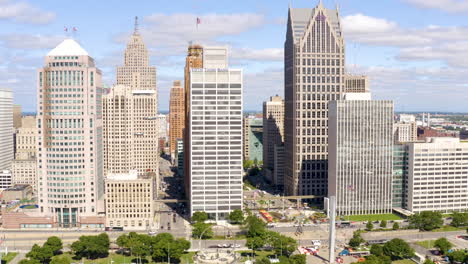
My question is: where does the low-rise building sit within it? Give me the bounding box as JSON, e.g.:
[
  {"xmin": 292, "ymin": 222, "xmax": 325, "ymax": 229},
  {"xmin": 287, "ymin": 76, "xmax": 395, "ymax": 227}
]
[
  {"xmin": 406, "ymin": 137, "xmax": 468, "ymax": 213},
  {"xmin": 12, "ymin": 159, "xmax": 36, "ymax": 191},
  {"xmin": 105, "ymin": 171, "xmax": 155, "ymax": 229},
  {"xmin": 2, "ymin": 184, "xmax": 33, "ymax": 202}
]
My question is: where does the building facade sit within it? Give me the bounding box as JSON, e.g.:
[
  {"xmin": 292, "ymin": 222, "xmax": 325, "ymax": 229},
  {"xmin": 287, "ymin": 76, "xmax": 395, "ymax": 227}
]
[
  {"xmin": 344, "ymin": 74, "xmax": 369, "ymax": 93},
  {"xmin": 105, "ymin": 171, "xmax": 155, "ymax": 229},
  {"xmin": 243, "ymin": 117, "xmax": 250, "ymax": 161},
  {"xmin": 393, "ymin": 144, "xmax": 408, "ymax": 208},
  {"xmin": 169, "ymin": 80, "xmax": 184, "ymax": 158},
  {"xmin": 37, "ymin": 39, "xmax": 104, "ymax": 227},
  {"xmin": 284, "ymin": 2, "xmax": 345, "ymax": 198},
  {"xmin": 263, "ymin": 95, "xmax": 284, "ymax": 185},
  {"xmin": 103, "ymin": 24, "xmax": 158, "ymax": 177},
  {"xmin": 394, "ymin": 122, "xmax": 417, "ymax": 143},
  {"xmin": 175, "ymin": 138, "xmax": 184, "ymax": 176},
  {"xmin": 12, "ymin": 159, "xmax": 36, "ymax": 190},
  {"xmin": 13, "ymin": 105, "xmax": 22, "ymax": 129},
  {"xmin": 329, "ymin": 97, "xmax": 394, "ymax": 215},
  {"xmin": 0, "ymin": 89, "xmax": 13, "ymax": 171},
  {"xmin": 273, "ymin": 144, "xmax": 285, "ymax": 189},
  {"xmin": 247, "ymin": 118, "xmax": 263, "ymax": 162},
  {"xmin": 15, "ymin": 116, "xmax": 36, "ymax": 160},
  {"xmin": 406, "ymin": 138, "xmax": 468, "ymax": 213},
  {"xmin": 188, "ymin": 56, "xmax": 243, "ymax": 220}
]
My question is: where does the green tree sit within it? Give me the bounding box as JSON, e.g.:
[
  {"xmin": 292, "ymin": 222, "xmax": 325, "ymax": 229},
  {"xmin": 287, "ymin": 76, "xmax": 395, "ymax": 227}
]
[
  {"xmin": 447, "ymin": 250, "xmax": 467, "ymax": 263},
  {"xmin": 380, "ymin": 220, "xmax": 387, "ymax": 228},
  {"xmin": 408, "ymin": 211, "xmax": 443, "ymax": 231},
  {"xmin": 392, "ymin": 222, "xmax": 399, "ymax": 230},
  {"xmin": 271, "ymin": 233, "xmax": 298, "ymax": 257},
  {"xmin": 370, "ymin": 244, "xmax": 384, "ymax": 256},
  {"xmin": 191, "ymin": 222, "xmax": 213, "ymax": 239},
  {"xmin": 19, "ymin": 260, "xmax": 41, "ymax": 264},
  {"xmin": 244, "ymin": 215, "xmax": 267, "ymax": 238},
  {"xmin": 349, "ymin": 230, "xmax": 365, "ymax": 248},
  {"xmin": 382, "ymin": 238, "xmax": 415, "ymax": 260},
  {"xmin": 26, "ymin": 244, "xmax": 53, "ymax": 264},
  {"xmin": 434, "ymin": 237, "xmax": 453, "ymax": 255},
  {"xmin": 243, "ymin": 160, "xmax": 254, "ymax": 170},
  {"xmin": 356, "ymin": 255, "xmax": 391, "ymax": 264},
  {"xmin": 256, "ymin": 258, "xmax": 271, "ymax": 264},
  {"xmin": 246, "ymin": 236, "xmax": 265, "ymax": 254},
  {"xmin": 71, "ymin": 233, "xmax": 110, "ymax": 259},
  {"xmin": 191, "ymin": 211, "xmax": 208, "ymax": 223},
  {"xmin": 451, "ymin": 211, "xmax": 468, "ymax": 227},
  {"xmin": 44, "ymin": 236, "xmax": 63, "ymax": 255},
  {"xmin": 289, "ymin": 254, "xmax": 306, "ymax": 264},
  {"xmin": 366, "ymin": 221, "xmax": 374, "ymax": 231},
  {"xmin": 50, "ymin": 255, "xmax": 71, "ymax": 264},
  {"xmin": 228, "ymin": 209, "xmax": 245, "ymax": 224},
  {"xmin": 423, "ymin": 259, "xmax": 435, "ymax": 264}
]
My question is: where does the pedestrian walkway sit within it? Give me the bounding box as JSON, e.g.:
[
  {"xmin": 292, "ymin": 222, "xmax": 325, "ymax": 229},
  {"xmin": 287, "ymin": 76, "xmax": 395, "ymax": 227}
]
[{"xmin": 9, "ymin": 252, "xmax": 25, "ymax": 264}]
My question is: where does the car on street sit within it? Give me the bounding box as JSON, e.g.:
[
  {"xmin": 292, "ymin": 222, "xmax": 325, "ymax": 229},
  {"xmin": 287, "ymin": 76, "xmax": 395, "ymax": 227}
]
[
  {"xmin": 148, "ymin": 231, "xmax": 156, "ymax": 236},
  {"xmin": 230, "ymin": 244, "xmax": 241, "ymax": 248}
]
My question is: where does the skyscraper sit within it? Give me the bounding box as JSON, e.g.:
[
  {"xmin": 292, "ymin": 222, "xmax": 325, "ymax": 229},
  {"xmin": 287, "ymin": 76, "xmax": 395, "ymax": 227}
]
[
  {"xmin": 103, "ymin": 20, "xmax": 158, "ymax": 176},
  {"xmin": 169, "ymin": 80, "xmax": 184, "ymax": 158},
  {"xmin": 284, "ymin": 2, "xmax": 345, "ymax": 198},
  {"xmin": 328, "ymin": 94, "xmax": 394, "ymax": 215},
  {"xmin": 263, "ymin": 95, "xmax": 284, "ymax": 186},
  {"xmin": 187, "ymin": 47, "xmax": 243, "ymax": 220},
  {"xmin": 37, "ymin": 39, "xmax": 104, "ymax": 227},
  {"xmin": 0, "ymin": 89, "xmax": 13, "ymax": 171}
]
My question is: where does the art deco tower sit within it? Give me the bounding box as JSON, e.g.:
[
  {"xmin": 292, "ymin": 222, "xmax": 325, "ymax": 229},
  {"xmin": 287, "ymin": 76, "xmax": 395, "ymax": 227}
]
[
  {"xmin": 284, "ymin": 2, "xmax": 345, "ymax": 198},
  {"xmin": 37, "ymin": 39, "xmax": 104, "ymax": 227},
  {"xmin": 103, "ymin": 19, "xmax": 158, "ymax": 176}
]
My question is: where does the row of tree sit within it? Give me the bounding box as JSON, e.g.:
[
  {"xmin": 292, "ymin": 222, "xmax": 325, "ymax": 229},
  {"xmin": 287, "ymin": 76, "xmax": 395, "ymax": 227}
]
[
  {"xmin": 352, "ymin": 238, "xmax": 415, "ymax": 264},
  {"xmin": 365, "ymin": 220, "xmax": 400, "ymax": 231},
  {"xmin": 20, "ymin": 237, "xmax": 63, "ymax": 264},
  {"xmin": 191, "ymin": 210, "xmax": 245, "ymax": 239},
  {"xmin": 409, "ymin": 211, "xmax": 467, "ymax": 231},
  {"xmin": 116, "ymin": 232, "xmax": 190, "ymax": 263}
]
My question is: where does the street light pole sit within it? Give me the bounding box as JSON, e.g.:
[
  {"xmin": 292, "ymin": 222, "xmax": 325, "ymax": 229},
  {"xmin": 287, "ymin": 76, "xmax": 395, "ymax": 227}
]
[{"xmin": 167, "ymin": 242, "xmax": 170, "ymax": 264}]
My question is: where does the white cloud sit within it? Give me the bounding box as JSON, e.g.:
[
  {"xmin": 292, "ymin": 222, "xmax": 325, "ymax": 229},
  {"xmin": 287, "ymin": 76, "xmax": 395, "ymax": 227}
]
[
  {"xmin": 342, "ymin": 14, "xmax": 397, "ymax": 34},
  {"xmin": 0, "ymin": 34, "xmax": 64, "ymax": 49},
  {"xmin": 0, "ymin": 0, "xmax": 55, "ymax": 24},
  {"xmin": 231, "ymin": 47, "xmax": 283, "ymax": 61},
  {"xmin": 404, "ymin": 0, "xmax": 468, "ymax": 13}
]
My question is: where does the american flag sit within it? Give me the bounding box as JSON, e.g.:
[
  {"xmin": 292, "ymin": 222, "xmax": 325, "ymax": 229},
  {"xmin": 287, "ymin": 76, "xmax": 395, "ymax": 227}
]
[{"xmin": 64, "ymin": 26, "xmax": 68, "ymax": 32}]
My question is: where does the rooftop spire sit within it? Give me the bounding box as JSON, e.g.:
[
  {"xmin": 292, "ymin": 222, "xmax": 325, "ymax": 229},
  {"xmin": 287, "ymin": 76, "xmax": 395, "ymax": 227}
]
[{"xmin": 134, "ymin": 16, "xmax": 139, "ymax": 34}]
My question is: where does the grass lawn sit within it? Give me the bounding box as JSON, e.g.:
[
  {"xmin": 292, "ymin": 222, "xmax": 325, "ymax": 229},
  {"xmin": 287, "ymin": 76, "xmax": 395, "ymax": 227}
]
[
  {"xmin": 237, "ymin": 250, "xmax": 275, "ymax": 261},
  {"xmin": 1, "ymin": 252, "xmax": 18, "ymax": 263},
  {"xmin": 392, "ymin": 260, "xmax": 414, "ymax": 264},
  {"xmin": 52, "ymin": 252, "xmax": 195, "ymax": 264},
  {"xmin": 343, "ymin": 214, "xmax": 403, "ymax": 221},
  {"xmin": 432, "ymin": 225, "xmax": 462, "ymax": 232},
  {"xmin": 416, "ymin": 240, "xmax": 436, "ymax": 249}
]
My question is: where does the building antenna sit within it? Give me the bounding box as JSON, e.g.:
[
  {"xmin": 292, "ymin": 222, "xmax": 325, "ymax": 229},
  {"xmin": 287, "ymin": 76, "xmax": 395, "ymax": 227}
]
[{"xmin": 134, "ymin": 16, "xmax": 139, "ymax": 34}]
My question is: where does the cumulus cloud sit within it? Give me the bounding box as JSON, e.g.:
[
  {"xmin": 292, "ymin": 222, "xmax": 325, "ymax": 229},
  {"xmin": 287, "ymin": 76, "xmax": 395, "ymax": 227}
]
[
  {"xmin": 404, "ymin": 0, "xmax": 468, "ymax": 13},
  {"xmin": 0, "ymin": 34, "xmax": 64, "ymax": 49},
  {"xmin": 0, "ymin": 0, "xmax": 55, "ymax": 24},
  {"xmin": 231, "ymin": 47, "xmax": 283, "ymax": 61},
  {"xmin": 342, "ymin": 14, "xmax": 397, "ymax": 34}
]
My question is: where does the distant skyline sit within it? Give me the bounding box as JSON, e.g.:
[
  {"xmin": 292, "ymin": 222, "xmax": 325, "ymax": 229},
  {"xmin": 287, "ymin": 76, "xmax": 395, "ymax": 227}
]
[{"xmin": 1, "ymin": 0, "xmax": 468, "ymax": 112}]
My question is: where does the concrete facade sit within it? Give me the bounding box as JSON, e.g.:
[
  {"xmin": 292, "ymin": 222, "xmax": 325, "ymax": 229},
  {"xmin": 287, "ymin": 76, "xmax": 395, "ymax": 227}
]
[
  {"xmin": 406, "ymin": 138, "xmax": 468, "ymax": 213},
  {"xmin": 284, "ymin": 3, "xmax": 345, "ymax": 198},
  {"xmin": 0, "ymin": 89, "xmax": 13, "ymax": 171},
  {"xmin": 263, "ymin": 96, "xmax": 284, "ymax": 185},
  {"xmin": 188, "ymin": 55, "xmax": 243, "ymax": 220},
  {"xmin": 37, "ymin": 39, "xmax": 104, "ymax": 227},
  {"xmin": 105, "ymin": 171, "xmax": 155, "ymax": 229},
  {"xmin": 329, "ymin": 97, "xmax": 394, "ymax": 215},
  {"xmin": 344, "ymin": 75, "xmax": 369, "ymax": 93}
]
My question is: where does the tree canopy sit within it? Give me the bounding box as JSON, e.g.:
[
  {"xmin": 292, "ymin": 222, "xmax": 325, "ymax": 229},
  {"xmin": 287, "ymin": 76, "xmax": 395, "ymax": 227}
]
[
  {"xmin": 191, "ymin": 211, "xmax": 208, "ymax": 223},
  {"xmin": 434, "ymin": 237, "xmax": 453, "ymax": 255},
  {"xmin": 451, "ymin": 211, "xmax": 468, "ymax": 227},
  {"xmin": 382, "ymin": 238, "xmax": 415, "ymax": 260},
  {"xmin": 408, "ymin": 211, "xmax": 443, "ymax": 231},
  {"xmin": 191, "ymin": 222, "xmax": 213, "ymax": 239},
  {"xmin": 228, "ymin": 209, "xmax": 245, "ymax": 224},
  {"xmin": 71, "ymin": 233, "xmax": 110, "ymax": 259}
]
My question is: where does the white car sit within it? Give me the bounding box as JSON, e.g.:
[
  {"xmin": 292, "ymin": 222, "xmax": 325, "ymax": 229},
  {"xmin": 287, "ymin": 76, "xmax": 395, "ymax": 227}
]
[
  {"xmin": 230, "ymin": 244, "xmax": 241, "ymax": 248},
  {"xmin": 312, "ymin": 240, "xmax": 321, "ymax": 246},
  {"xmin": 148, "ymin": 231, "xmax": 156, "ymax": 236}
]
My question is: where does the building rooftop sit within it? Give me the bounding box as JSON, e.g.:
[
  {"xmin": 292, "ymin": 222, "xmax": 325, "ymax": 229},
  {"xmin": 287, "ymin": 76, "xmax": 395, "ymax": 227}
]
[
  {"xmin": 4, "ymin": 184, "xmax": 31, "ymax": 191},
  {"xmin": 47, "ymin": 39, "xmax": 89, "ymax": 56}
]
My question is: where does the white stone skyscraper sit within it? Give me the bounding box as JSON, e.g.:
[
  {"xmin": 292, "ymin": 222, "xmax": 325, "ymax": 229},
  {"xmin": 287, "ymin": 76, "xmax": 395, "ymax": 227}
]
[
  {"xmin": 103, "ymin": 20, "xmax": 158, "ymax": 176},
  {"xmin": 284, "ymin": 2, "xmax": 345, "ymax": 198},
  {"xmin": 188, "ymin": 47, "xmax": 243, "ymax": 220},
  {"xmin": 0, "ymin": 89, "xmax": 13, "ymax": 171},
  {"xmin": 37, "ymin": 39, "xmax": 104, "ymax": 227},
  {"xmin": 328, "ymin": 94, "xmax": 394, "ymax": 215}
]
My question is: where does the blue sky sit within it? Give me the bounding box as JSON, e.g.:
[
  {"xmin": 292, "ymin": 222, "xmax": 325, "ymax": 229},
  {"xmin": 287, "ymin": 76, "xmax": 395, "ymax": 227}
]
[{"xmin": 1, "ymin": 0, "xmax": 468, "ymax": 112}]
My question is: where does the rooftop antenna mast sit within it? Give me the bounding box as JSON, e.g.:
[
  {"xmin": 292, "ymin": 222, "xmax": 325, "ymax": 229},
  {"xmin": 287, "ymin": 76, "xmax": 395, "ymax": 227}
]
[{"xmin": 134, "ymin": 16, "xmax": 139, "ymax": 34}]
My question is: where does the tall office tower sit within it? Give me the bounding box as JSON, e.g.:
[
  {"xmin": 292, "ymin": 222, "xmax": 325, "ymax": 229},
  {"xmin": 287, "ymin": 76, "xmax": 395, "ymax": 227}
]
[
  {"xmin": 169, "ymin": 80, "xmax": 184, "ymax": 158},
  {"xmin": 188, "ymin": 47, "xmax": 243, "ymax": 220},
  {"xmin": 328, "ymin": 94, "xmax": 394, "ymax": 215},
  {"xmin": 103, "ymin": 21, "xmax": 158, "ymax": 176},
  {"xmin": 0, "ymin": 89, "xmax": 13, "ymax": 171},
  {"xmin": 15, "ymin": 116, "xmax": 36, "ymax": 159},
  {"xmin": 183, "ymin": 44, "xmax": 203, "ymax": 198},
  {"xmin": 37, "ymin": 39, "xmax": 104, "ymax": 227},
  {"xmin": 263, "ymin": 95, "xmax": 285, "ymax": 186},
  {"xmin": 392, "ymin": 144, "xmax": 408, "ymax": 208},
  {"xmin": 284, "ymin": 2, "xmax": 345, "ymax": 197},
  {"xmin": 406, "ymin": 138, "xmax": 468, "ymax": 213},
  {"xmin": 13, "ymin": 105, "xmax": 22, "ymax": 129},
  {"xmin": 12, "ymin": 116, "xmax": 37, "ymax": 190},
  {"xmin": 344, "ymin": 75, "xmax": 369, "ymax": 93}
]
